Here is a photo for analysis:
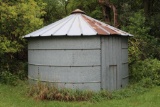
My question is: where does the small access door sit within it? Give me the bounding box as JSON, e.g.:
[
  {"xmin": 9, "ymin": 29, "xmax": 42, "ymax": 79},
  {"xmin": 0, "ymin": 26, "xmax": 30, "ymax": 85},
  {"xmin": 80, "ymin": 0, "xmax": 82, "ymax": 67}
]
[{"xmin": 109, "ymin": 65, "xmax": 117, "ymax": 90}]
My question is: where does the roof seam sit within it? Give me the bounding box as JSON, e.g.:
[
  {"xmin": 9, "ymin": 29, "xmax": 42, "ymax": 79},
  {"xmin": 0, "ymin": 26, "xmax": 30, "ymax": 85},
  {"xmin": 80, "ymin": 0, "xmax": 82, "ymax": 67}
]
[
  {"xmin": 40, "ymin": 15, "xmax": 73, "ymax": 36},
  {"xmin": 81, "ymin": 14, "xmax": 97, "ymax": 34},
  {"xmin": 66, "ymin": 14, "xmax": 78, "ymax": 35},
  {"xmin": 27, "ymin": 16, "xmax": 72, "ymax": 37},
  {"xmin": 52, "ymin": 15, "xmax": 76, "ymax": 35},
  {"xmin": 78, "ymin": 14, "xmax": 83, "ymax": 35},
  {"xmin": 94, "ymin": 23, "xmax": 110, "ymax": 35}
]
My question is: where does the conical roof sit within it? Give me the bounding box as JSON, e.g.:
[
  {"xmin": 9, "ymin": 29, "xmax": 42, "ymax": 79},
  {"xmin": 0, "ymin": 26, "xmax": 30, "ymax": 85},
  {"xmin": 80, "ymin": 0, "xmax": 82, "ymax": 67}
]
[{"xmin": 24, "ymin": 9, "xmax": 132, "ymax": 38}]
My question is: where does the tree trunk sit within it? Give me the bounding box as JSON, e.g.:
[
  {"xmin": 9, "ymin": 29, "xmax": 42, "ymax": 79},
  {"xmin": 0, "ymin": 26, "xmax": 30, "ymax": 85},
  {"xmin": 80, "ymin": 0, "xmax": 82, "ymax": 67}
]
[
  {"xmin": 112, "ymin": 4, "xmax": 118, "ymax": 27},
  {"xmin": 102, "ymin": 6, "xmax": 111, "ymax": 24},
  {"xmin": 65, "ymin": 1, "xmax": 69, "ymax": 15},
  {"xmin": 98, "ymin": 0, "xmax": 118, "ymax": 27},
  {"xmin": 143, "ymin": 0, "xmax": 150, "ymax": 17}
]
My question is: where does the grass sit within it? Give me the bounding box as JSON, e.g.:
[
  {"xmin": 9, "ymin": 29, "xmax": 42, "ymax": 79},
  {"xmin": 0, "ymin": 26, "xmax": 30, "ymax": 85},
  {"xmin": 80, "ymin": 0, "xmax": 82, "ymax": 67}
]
[{"xmin": 0, "ymin": 82, "xmax": 160, "ymax": 107}]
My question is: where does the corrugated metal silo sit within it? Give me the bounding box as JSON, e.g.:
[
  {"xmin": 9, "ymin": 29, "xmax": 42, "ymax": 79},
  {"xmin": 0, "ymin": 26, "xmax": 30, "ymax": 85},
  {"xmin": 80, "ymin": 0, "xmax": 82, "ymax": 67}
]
[{"xmin": 24, "ymin": 9, "xmax": 133, "ymax": 91}]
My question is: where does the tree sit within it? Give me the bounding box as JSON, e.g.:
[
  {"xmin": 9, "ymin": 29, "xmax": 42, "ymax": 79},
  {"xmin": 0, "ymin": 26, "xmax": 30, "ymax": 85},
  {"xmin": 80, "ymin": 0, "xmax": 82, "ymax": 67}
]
[
  {"xmin": 98, "ymin": 0, "xmax": 118, "ymax": 27},
  {"xmin": 0, "ymin": 0, "xmax": 46, "ymax": 76}
]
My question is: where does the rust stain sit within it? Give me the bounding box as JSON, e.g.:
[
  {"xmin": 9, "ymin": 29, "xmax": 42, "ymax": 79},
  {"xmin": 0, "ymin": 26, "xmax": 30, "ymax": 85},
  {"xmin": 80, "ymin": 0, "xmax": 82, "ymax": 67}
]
[
  {"xmin": 82, "ymin": 15, "xmax": 108, "ymax": 35},
  {"xmin": 82, "ymin": 15, "xmax": 120, "ymax": 35}
]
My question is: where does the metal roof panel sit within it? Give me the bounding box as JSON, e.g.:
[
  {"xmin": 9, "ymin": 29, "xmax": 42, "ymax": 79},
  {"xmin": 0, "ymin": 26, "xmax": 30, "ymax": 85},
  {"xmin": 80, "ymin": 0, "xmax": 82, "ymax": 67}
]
[
  {"xmin": 24, "ymin": 9, "xmax": 133, "ymax": 38},
  {"xmin": 67, "ymin": 14, "xmax": 82, "ymax": 36}
]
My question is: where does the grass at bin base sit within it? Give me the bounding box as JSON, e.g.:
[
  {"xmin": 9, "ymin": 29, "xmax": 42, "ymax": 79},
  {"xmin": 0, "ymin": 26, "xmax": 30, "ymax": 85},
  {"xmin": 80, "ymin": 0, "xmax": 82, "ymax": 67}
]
[{"xmin": 0, "ymin": 82, "xmax": 159, "ymax": 107}]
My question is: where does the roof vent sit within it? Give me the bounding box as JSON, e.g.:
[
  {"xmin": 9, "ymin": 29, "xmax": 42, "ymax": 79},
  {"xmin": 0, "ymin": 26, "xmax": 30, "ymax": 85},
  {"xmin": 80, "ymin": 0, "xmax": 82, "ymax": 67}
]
[{"xmin": 71, "ymin": 9, "xmax": 85, "ymax": 14}]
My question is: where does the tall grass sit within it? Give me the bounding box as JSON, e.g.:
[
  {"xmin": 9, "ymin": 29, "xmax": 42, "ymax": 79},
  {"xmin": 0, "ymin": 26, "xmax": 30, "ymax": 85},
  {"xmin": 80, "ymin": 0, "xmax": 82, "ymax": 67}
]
[
  {"xmin": 27, "ymin": 82, "xmax": 151, "ymax": 102},
  {"xmin": 0, "ymin": 82, "xmax": 160, "ymax": 107}
]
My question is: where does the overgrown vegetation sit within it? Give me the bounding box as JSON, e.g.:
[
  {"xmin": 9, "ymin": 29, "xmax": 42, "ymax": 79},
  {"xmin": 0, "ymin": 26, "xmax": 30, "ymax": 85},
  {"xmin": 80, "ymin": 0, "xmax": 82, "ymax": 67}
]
[
  {"xmin": 130, "ymin": 59, "xmax": 160, "ymax": 86},
  {"xmin": 27, "ymin": 83, "xmax": 102, "ymax": 102},
  {"xmin": 122, "ymin": 10, "xmax": 160, "ymax": 87},
  {"xmin": 27, "ymin": 81, "xmax": 154, "ymax": 102}
]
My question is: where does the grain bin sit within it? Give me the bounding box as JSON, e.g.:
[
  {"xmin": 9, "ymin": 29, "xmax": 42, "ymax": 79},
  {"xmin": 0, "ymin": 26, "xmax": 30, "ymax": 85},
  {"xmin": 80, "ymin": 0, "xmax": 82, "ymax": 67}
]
[{"xmin": 24, "ymin": 9, "xmax": 133, "ymax": 91}]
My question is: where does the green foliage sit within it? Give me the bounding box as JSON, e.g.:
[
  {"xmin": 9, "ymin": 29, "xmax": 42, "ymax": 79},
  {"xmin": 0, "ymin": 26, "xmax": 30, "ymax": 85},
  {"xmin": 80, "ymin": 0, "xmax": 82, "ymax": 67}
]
[
  {"xmin": 120, "ymin": 4, "xmax": 160, "ymax": 86},
  {"xmin": 130, "ymin": 59, "xmax": 160, "ymax": 86},
  {"xmin": 0, "ymin": 0, "xmax": 46, "ymax": 83},
  {"xmin": 0, "ymin": 61, "xmax": 27, "ymax": 85},
  {"xmin": 0, "ymin": 36, "xmax": 21, "ymax": 56},
  {"xmin": 42, "ymin": 0, "xmax": 103, "ymax": 25},
  {"xmin": 0, "ymin": 0, "xmax": 46, "ymax": 38},
  {"xmin": 122, "ymin": 11, "xmax": 160, "ymax": 64},
  {"xmin": 42, "ymin": 0, "xmax": 67, "ymax": 25},
  {"xmin": 122, "ymin": 11, "xmax": 148, "ymax": 62},
  {"xmin": 112, "ymin": 85, "xmax": 148, "ymax": 99},
  {"xmin": 0, "ymin": 71, "xmax": 18, "ymax": 85}
]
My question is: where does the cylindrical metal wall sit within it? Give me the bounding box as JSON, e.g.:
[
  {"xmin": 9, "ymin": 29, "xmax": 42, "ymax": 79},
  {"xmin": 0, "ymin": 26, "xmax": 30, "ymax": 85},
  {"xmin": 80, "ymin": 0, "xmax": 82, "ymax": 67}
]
[
  {"xmin": 28, "ymin": 37, "xmax": 101, "ymax": 91},
  {"xmin": 28, "ymin": 36, "xmax": 129, "ymax": 91}
]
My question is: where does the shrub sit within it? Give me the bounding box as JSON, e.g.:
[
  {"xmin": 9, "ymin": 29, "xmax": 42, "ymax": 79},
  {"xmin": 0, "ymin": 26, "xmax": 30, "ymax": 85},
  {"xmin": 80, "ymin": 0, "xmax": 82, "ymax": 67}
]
[
  {"xmin": 130, "ymin": 59, "xmax": 160, "ymax": 86},
  {"xmin": 112, "ymin": 83, "xmax": 149, "ymax": 99},
  {"xmin": 0, "ymin": 71, "xmax": 18, "ymax": 85},
  {"xmin": 0, "ymin": 61, "xmax": 27, "ymax": 85}
]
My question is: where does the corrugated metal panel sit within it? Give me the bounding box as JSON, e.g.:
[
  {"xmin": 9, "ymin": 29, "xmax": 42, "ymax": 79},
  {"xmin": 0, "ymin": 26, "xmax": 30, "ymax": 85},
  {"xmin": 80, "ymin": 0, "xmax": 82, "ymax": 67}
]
[
  {"xmin": 121, "ymin": 37, "xmax": 128, "ymax": 49},
  {"xmin": 122, "ymin": 49, "xmax": 128, "ymax": 63},
  {"xmin": 28, "ymin": 36, "xmax": 102, "ymax": 91},
  {"xmin": 28, "ymin": 65, "xmax": 100, "ymax": 83},
  {"xmin": 28, "ymin": 50, "xmax": 100, "ymax": 66},
  {"xmin": 101, "ymin": 36, "xmax": 129, "ymax": 90},
  {"xmin": 121, "ymin": 38, "xmax": 129, "ymax": 87},
  {"xmin": 122, "ymin": 63, "xmax": 129, "ymax": 87},
  {"xmin": 24, "ymin": 9, "xmax": 133, "ymax": 38},
  {"xmin": 28, "ymin": 37, "xmax": 100, "ymax": 49},
  {"xmin": 29, "ymin": 79, "xmax": 101, "ymax": 91}
]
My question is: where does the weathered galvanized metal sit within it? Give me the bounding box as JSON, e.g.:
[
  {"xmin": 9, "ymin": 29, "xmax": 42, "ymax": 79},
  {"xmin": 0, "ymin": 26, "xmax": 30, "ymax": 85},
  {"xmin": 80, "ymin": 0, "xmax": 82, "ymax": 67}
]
[
  {"xmin": 24, "ymin": 9, "xmax": 132, "ymax": 38},
  {"xmin": 25, "ymin": 9, "xmax": 132, "ymax": 91}
]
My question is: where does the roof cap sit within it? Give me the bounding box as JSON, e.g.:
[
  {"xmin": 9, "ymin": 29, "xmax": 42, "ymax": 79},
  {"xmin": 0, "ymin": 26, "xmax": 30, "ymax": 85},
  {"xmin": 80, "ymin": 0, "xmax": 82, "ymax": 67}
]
[{"xmin": 71, "ymin": 9, "xmax": 85, "ymax": 14}]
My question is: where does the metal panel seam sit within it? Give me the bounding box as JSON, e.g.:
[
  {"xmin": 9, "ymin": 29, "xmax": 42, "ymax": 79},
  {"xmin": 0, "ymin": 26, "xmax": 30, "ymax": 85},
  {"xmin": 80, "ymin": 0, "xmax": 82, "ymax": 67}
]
[
  {"xmin": 78, "ymin": 15, "xmax": 83, "ymax": 35},
  {"xmin": 28, "ymin": 64, "xmax": 101, "ymax": 67},
  {"xmin": 28, "ymin": 48, "xmax": 101, "ymax": 50},
  {"xmin": 30, "ymin": 15, "xmax": 73, "ymax": 37},
  {"xmin": 95, "ymin": 23, "xmax": 111, "ymax": 35},
  {"xmin": 66, "ymin": 14, "xmax": 77, "ymax": 35},
  {"xmin": 81, "ymin": 14, "xmax": 97, "ymax": 34},
  {"xmin": 28, "ymin": 77, "xmax": 101, "ymax": 83},
  {"xmin": 100, "ymin": 37, "xmax": 102, "ymax": 89},
  {"xmin": 41, "ymin": 15, "xmax": 73, "ymax": 36}
]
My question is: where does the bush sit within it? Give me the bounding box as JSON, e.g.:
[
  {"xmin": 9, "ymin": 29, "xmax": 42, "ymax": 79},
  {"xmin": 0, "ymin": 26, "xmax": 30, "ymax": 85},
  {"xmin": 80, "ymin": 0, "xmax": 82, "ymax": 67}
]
[
  {"xmin": 0, "ymin": 61, "xmax": 27, "ymax": 85},
  {"xmin": 130, "ymin": 59, "xmax": 160, "ymax": 86},
  {"xmin": 0, "ymin": 71, "xmax": 18, "ymax": 85},
  {"xmin": 112, "ymin": 83, "xmax": 149, "ymax": 99}
]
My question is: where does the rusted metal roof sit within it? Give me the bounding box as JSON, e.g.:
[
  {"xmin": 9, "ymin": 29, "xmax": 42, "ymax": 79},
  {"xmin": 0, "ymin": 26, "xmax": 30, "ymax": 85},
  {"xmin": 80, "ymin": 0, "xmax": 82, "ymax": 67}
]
[{"xmin": 24, "ymin": 9, "xmax": 133, "ymax": 38}]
